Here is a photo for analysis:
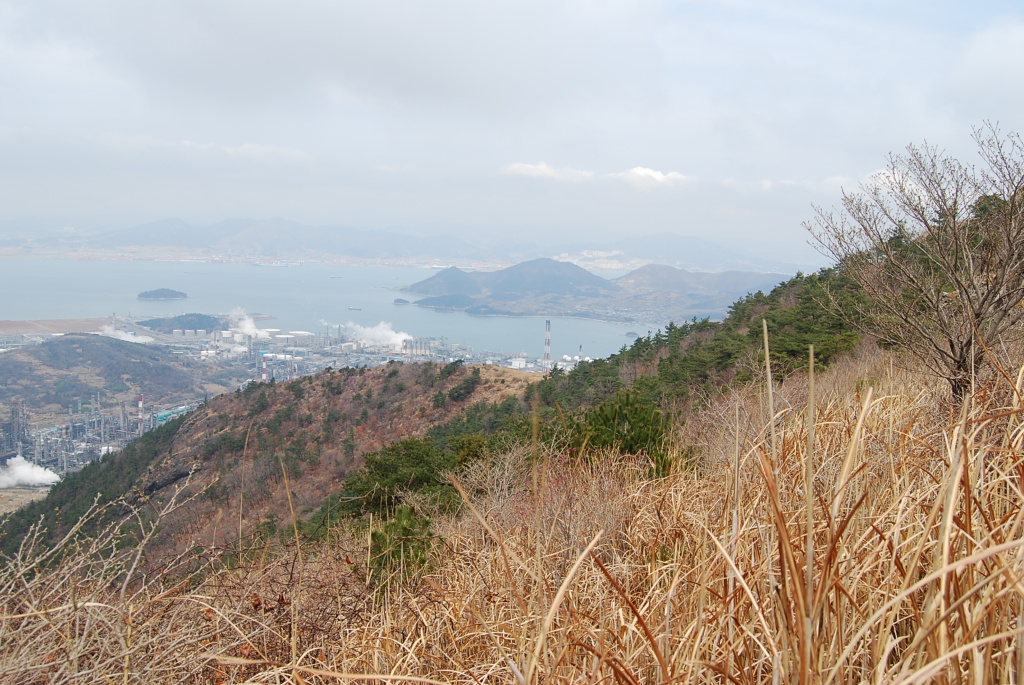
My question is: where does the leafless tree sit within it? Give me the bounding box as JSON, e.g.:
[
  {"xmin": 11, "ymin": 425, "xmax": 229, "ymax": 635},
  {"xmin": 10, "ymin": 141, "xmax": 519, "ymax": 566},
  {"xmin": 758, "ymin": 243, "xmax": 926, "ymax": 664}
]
[{"xmin": 807, "ymin": 124, "xmax": 1024, "ymax": 401}]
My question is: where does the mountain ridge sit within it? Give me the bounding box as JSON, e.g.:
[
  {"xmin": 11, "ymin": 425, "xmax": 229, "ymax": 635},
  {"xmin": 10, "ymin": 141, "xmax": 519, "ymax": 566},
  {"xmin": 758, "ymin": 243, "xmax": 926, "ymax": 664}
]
[{"xmin": 404, "ymin": 258, "xmax": 787, "ymax": 322}]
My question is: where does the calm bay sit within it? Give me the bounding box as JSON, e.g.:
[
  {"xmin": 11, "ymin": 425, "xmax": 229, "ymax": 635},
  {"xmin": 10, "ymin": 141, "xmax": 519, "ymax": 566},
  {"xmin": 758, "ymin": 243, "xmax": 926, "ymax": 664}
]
[{"xmin": 0, "ymin": 258, "xmax": 651, "ymax": 359}]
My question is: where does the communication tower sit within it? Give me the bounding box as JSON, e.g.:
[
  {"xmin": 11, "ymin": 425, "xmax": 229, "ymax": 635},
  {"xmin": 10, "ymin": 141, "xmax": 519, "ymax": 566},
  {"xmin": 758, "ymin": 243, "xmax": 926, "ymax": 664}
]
[{"xmin": 543, "ymin": 320, "xmax": 551, "ymax": 364}]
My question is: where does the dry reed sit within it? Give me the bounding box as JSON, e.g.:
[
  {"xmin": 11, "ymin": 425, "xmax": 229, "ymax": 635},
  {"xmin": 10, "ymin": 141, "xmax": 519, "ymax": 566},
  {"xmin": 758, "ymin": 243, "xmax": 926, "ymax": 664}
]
[{"xmin": 3, "ymin": 345, "xmax": 1024, "ymax": 683}]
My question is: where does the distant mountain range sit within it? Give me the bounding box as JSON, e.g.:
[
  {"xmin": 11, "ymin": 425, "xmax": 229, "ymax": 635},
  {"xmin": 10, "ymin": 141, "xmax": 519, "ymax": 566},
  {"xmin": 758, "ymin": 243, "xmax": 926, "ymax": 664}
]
[
  {"xmin": 85, "ymin": 218, "xmax": 491, "ymax": 261},
  {"xmin": 5, "ymin": 217, "xmax": 817, "ymax": 273},
  {"xmin": 404, "ymin": 258, "xmax": 787, "ymax": 323},
  {"xmin": 409, "ymin": 259, "xmax": 618, "ymax": 299}
]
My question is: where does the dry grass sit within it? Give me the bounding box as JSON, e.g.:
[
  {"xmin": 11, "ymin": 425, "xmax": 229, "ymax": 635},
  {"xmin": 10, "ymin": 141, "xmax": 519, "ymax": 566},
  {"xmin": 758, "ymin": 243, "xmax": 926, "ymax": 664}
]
[
  {"xmin": 3, "ymin": 345, "xmax": 1024, "ymax": 683},
  {"xmin": 0, "ymin": 489, "xmax": 49, "ymax": 517}
]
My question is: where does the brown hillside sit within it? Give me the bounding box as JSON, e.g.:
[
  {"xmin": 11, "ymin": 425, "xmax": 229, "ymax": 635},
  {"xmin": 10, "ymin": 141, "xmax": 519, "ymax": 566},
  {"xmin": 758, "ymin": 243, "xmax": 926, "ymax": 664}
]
[
  {"xmin": 134, "ymin": 362, "xmax": 533, "ymax": 558},
  {"xmin": 0, "ymin": 333, "xmax": 248, "ymax": 425}
]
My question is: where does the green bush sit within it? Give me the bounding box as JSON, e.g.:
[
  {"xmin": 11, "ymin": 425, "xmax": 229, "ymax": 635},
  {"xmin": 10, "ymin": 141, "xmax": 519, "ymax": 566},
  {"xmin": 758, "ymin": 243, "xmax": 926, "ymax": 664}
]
[
  {"xmin": 581, "ymin": 390, "xmax": 672, "ymax": 476},
  {"xmin": 340, "ymin": 438, "xmax": 456, "ymax": 517},
  {"xmin": 369, "ymin": 505, "xmax": 433, "ymax": 585},
  {"xmin": 447, "ymin": 368, "xmax": 481, "ymax": 402},
  {"xmin": 438, "ymin": 359, "xmax": 464, "ymax": 380}
]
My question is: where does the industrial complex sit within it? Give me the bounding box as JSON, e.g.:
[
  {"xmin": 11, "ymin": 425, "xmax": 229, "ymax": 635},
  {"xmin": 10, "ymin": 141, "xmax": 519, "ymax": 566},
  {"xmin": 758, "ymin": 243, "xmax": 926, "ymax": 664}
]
[{"xmin": 0, "ymin": 315, "xmax": 589, "ymax": 481}]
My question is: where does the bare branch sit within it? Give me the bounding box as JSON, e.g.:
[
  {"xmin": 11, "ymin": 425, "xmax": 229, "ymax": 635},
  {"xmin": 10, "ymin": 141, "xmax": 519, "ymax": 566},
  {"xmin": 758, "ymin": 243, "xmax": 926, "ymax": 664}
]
[{"xmin": 808, "ymin": 128, "xmax": 1024, "ymax": 401}]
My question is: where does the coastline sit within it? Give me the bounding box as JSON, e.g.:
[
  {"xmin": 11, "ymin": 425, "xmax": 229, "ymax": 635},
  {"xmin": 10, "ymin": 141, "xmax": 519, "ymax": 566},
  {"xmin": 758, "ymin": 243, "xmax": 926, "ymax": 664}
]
[
  {"xmin": 0, "ymin": 255, "xmax": 686, "ymax": 356},
  {"xmin": 407, "ymin": 301, "xmax": 662, "ymax": 330}
]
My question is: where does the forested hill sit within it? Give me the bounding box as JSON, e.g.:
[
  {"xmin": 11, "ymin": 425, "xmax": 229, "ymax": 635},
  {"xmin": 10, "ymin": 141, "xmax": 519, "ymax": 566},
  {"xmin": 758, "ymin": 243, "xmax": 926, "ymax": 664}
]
[
  {"xmin": 533, "ymin": 268, "xmax": 861, "ymax": 412},
  {"xmin": 407, "ymin": 258, "xmax": 617, "ymax": 298}
]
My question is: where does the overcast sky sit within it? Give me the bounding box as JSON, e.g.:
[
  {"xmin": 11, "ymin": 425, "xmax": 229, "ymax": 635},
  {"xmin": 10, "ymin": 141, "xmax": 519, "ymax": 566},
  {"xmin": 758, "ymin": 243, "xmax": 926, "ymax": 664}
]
[{"xmin": 2, "ymin": 0, "xmax": 1023, "ymax": 262}]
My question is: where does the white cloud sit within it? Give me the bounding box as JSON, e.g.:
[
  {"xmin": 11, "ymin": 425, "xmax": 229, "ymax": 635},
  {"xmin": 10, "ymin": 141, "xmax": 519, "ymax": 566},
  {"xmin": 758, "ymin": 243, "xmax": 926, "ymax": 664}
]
[
  {"xmin": 753, "ymin": 176, "xmax": 854, "ymax": 192},
  {"xmin": 2, "ymin": 1, "xmax": 1023, "ymax": 248},
  {"xmin": 505, "ymin": 163, "xmax": 693, "ymax": 188},
  {"xmin": 505, "ymin": 162, "xmax": 595, "ymax": 182},
  {"xmin": 823, "ymin": 176, "xmax": 852, "ymax": 188},
  {"xmin": 612, "ymin": 166, "xmax": 692, "ymax": 187},
  {"xmin": 942, "ymin": 21, "xmax": 1024, "ymax": 120},
  {"xmin": 864, "ymin": 167, "xmax": 931, "ymax": 208}
]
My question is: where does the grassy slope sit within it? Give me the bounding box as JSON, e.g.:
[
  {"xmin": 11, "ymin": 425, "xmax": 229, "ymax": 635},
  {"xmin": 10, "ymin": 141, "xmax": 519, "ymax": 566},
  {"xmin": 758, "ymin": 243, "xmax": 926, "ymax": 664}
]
[{"xmin": 4, "ymin": 340, "xmax": 1022, "ymax": 682}]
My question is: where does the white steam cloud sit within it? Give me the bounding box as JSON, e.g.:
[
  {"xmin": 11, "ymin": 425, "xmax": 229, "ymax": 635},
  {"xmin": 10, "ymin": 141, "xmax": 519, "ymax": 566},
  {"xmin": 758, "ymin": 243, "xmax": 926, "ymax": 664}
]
[
  {"xmin": 0, "ymin": 456, "xmax": 60, "ymax": 488},
  {"xmin": 347, "ymin": 321, "xmax": 413, "ymax": 350},
  {"xmin": 319, "ymin": 319, "xmax": 343, "ymax": 330},
  {"xmin": 229, "ymin": 308, "xmax": 270, "ymax": 338},
  {"xmin": 97, "ymin": 325, "xmax": 154, "ymax": 343}
]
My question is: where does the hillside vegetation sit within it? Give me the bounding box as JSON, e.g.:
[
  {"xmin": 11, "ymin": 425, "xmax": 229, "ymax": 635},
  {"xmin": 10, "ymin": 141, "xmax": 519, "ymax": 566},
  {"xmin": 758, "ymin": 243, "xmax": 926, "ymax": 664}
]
[
  {"xmin": 3, "ymin": 337, "xmax": 1023, "ymax": 682},
  {"xmin": 4, "ymin": 128, "xmax": 1024, "ymax": 683},
  {"xmin": 1, "ymin": 269, "xmax": 1021, "ymax": 682}
]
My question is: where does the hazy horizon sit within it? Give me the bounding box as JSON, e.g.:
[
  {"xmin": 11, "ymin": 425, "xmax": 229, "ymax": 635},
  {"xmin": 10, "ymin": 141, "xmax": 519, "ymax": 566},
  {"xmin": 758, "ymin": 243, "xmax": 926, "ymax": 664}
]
[{"xmin": 3, "ymin": 1, "xmax": 1023, "ymax": 259}]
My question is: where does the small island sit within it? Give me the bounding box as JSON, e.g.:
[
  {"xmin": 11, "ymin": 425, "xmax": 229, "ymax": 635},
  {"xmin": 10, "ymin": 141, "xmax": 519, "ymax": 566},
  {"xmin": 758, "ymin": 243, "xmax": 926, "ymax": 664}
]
[{"xmin": 137, "ymin": 288, "xmax": 187, "ymax": 301}]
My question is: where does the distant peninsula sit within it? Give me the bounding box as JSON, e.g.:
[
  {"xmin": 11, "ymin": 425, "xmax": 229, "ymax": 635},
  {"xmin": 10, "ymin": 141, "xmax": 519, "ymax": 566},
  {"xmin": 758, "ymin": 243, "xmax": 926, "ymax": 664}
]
[
  {"xmin": 403, "ymin": 258, "xmax": 789, "ymax": 324},
  {"xmin": 137, "ymin": 288, "xmax": 187, "ymax": 301}
]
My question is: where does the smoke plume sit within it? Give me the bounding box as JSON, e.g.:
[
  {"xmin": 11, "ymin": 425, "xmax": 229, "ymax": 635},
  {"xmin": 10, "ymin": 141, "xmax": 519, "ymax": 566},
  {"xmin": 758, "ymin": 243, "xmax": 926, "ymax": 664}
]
[
  {"xmin": 97, "ymin": 325, "xmax": 154, "ymax": 343},
  {"xmin": 0, "ymin": 456, "xmax": 60, "ymax": 488},
  {"xmin": 229, "ymin": 308, "xmax": 270, "ymax": 338},
  {"xmin": 346, "ymin": 321, "xmax": 413, "ymax": 350}
]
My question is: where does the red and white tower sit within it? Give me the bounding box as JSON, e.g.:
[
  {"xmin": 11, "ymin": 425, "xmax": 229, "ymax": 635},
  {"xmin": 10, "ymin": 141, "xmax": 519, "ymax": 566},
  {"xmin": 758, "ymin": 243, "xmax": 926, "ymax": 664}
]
[{"xmin": 543, "ymin": 320, "xmax": 551, "ymax": 365}]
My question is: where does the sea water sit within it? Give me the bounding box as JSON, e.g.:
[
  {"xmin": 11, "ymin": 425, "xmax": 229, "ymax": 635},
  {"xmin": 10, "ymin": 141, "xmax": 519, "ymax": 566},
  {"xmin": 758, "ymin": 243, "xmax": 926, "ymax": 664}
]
[{"xmin": 0, "ymin": 259, "xmax": 655, "ymax": 359}]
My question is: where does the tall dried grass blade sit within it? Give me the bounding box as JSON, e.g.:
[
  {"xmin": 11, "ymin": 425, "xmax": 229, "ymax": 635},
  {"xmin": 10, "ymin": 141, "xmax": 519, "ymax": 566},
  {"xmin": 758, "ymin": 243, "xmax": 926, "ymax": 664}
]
[
  {"xmin": 278, "ymin": 453, "xmax": 303, "ymax": 665},
  {"xmin": 589, "ymin": 550, "xmax": 671, "ymax": 683},
  {"xmin": 239, "ymin": 417, "xmax": 255, "ymax": 550},
  {"xmin": 449, "ymin": 476, "xmax": 538, "ymax": 603},
  {"xmin": 804, "ymin": 345, "xmax": 817, "ymax": 683},
  {"xmin": 830, "ymin": 387, "xmax": 873, "ymax": 523},
  {"xmin": 824, "ymin": 536, "xmax": 1024, "ymax": 685},
  {"xmin": 523, "ymin": 530, "xmax": 603, "ymax": 684}
]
